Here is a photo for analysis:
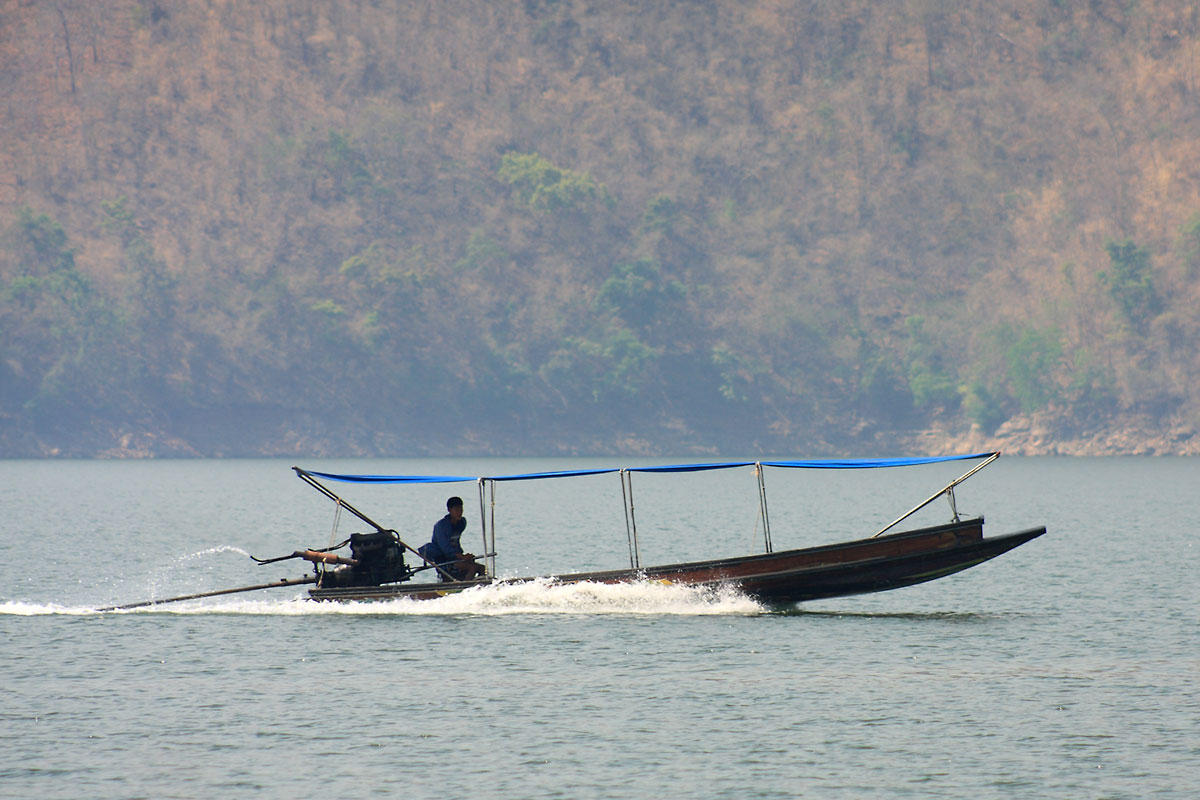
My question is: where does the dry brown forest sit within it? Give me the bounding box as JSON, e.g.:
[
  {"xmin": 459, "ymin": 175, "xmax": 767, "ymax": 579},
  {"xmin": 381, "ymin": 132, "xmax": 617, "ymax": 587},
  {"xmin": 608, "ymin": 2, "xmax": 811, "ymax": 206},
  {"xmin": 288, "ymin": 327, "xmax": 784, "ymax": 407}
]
[{"xmin": 2, "ymin": 0, "xmax": 1200, "ymax": 457}]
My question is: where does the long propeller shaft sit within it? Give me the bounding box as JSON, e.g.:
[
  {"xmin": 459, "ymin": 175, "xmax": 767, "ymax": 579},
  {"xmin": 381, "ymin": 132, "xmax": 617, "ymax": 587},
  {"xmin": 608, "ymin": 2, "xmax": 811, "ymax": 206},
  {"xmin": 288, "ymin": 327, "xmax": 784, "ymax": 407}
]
[{"xmin": 100, "ymin": 575, "xmax": 317, "ymax": 611}]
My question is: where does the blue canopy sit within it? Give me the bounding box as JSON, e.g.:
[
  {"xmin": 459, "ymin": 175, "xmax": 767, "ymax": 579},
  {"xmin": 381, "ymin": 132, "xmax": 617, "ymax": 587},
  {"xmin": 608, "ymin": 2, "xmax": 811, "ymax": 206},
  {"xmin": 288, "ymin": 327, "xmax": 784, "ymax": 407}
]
[
  {"xmin": 761, "ymin": 453, "xmax": 995, "ymax": 469},
  {"xmin": 300, "ymin": 452, "xmax": 997, "ymax": 485},
  {"xmin": 302, "ymin": 471, "xmax": 480, "ymax": 484}
]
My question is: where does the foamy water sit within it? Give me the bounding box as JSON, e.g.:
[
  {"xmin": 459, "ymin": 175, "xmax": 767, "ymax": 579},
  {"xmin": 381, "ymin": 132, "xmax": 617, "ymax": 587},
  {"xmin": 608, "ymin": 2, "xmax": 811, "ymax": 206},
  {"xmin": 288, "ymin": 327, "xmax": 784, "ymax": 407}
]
[
  {"xmin": 2, "ymin": 578, "xmax": 764, "ymax": 617},
  {"xmin": 0, "ymin": 601, "xmax": 98, "ymax": 616}
]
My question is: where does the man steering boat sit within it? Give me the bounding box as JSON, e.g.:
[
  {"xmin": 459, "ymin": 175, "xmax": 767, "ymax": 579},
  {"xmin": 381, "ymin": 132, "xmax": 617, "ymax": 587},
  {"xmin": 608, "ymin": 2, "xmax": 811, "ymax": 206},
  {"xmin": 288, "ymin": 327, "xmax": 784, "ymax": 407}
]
[{"xmin": 419, "ymin": 496, "xmax": 486, "ymax": 581}]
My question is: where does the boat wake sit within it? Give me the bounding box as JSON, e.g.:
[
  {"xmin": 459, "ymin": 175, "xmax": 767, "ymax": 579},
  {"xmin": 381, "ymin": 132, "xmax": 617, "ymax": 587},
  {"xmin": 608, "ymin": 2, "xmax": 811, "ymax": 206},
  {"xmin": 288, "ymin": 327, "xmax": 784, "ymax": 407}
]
[
  {"xmin": 2, "ymin": 579, "xmax": 765, "ymax": 617},
  {"xmin": 0, "ymin": 601, "xmax": 97, "ymax": 616},
  {"xmin": 385, "ymin": 578, "xmax": 765, "ymax": 616}
]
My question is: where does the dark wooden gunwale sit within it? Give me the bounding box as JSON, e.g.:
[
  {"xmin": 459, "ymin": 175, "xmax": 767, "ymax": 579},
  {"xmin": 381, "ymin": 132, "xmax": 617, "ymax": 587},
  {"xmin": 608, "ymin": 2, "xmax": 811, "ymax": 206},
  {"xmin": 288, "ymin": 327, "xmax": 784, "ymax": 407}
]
[{"xmin": 307, "ymin": 517, "xmax": 1047, "ymax": 604}]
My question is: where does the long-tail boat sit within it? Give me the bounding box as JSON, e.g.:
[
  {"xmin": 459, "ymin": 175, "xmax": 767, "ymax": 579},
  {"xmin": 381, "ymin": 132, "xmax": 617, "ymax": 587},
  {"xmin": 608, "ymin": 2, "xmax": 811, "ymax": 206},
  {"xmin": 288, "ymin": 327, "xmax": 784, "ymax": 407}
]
[{"xmin": 105, "ymin": 451, "xmax": 1046, "ymax": 610}]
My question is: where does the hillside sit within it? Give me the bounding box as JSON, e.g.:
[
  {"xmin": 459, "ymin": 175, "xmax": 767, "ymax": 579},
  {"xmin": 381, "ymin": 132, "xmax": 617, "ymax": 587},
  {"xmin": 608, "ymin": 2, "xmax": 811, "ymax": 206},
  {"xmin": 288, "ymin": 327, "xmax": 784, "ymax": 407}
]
[{"xmin": 2, "ymin": 0, "xmax": 1200, "ymax": 457}]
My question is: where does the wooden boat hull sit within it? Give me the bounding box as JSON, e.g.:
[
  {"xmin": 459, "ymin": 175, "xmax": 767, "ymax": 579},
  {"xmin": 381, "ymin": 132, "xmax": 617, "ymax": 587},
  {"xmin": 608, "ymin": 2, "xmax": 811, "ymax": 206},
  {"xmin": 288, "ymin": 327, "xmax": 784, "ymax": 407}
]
[{"xmin": 307, "ymin": 518, "xmax": 1046, "ymax": 605}]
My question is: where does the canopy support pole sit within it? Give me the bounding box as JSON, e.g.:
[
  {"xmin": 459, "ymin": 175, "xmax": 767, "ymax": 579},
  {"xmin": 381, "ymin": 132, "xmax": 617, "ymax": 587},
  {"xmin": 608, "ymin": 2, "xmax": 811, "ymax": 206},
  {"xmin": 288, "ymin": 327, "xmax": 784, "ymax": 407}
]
[
  {"xmin": 872, "ymin": 452, "xmax": 1001, "ymax": 537},
  {"xmin": 620, "ymin": 469, "xmax": 641, "ymax": 569},
  {"xmin": 755, "ymin": 462, "xmax": 773, "ymax": 553},
  {"xmin": 479, "ymin": 478, "xmax": 496, "ymax": 578},
  {"xmin": 476, "ymin": 479, "xmax": 488, "ymax": 578}
]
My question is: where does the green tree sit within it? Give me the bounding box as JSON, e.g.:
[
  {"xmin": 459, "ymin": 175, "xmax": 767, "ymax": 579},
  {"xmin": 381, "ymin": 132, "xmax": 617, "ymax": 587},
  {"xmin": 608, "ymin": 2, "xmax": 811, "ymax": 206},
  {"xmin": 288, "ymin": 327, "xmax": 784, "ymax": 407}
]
[
  {"xmin": 711, "ymin": 343, "xmax": 754, "ymax": 402},
  {"xmin": 455, "ymin": 230, "xmax": 509, "ymax": 272},
  {"xmin": 11, "ymin": 206, "xmax": 76, "ymax": 275},
  {"xmin": 1100, "ymin": 238, "xmax": 1160, "ymax": 329},
  {"xmin": 639, "ymin": 195, "xmax": 680, "ymax": 235},
  {"xmin": 960, "ymin": 380, "xmax": 1008, "ymax": 433},
  {"xmin": 498, "ymin": 152, "xmax": 610, "ymax": 215},
  {"xmin": 100, "ymin": 197, "xmax": 177, "ymax": 338},
  {"xmin": 1064, "ymin": 349, "xmax": 1116, "ymax": 414},
  {"xmin": 596, "ymin": 257, "xmax": 685, "ymax": 333},
  {"xmin": 1177, "ymin": 214, "xmax": 1200, "ymax": 277},
  {"xmin": 335, "ymin": 241, "xmax": 426, "ymax": 350},
  {"xmin": 1002, "ymin": 324, "xmax": 1063, "ymax": 412},
  {"xmin": 325, "ymin": 130, "xmax": 374, "ymax": 198},
  {"xmin": 857, "ymin": 349, "xmax": 912, "ymax": 420},
  {"xmin": 903, "ymin": 316, "xmax": 958, "ymax": 411},
  {"xmin": 2, "ymin": 207, "xmax": 130, "ymax": 418},
  {"xmin": 540, "ymin": 326, "xmax": 660, "ymax": 405}
]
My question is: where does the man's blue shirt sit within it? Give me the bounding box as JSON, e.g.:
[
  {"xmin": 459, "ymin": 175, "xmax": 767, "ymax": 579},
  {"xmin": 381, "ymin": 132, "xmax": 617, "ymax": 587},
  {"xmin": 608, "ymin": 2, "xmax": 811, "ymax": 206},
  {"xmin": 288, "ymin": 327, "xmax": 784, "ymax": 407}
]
[{"xmin": 425, "ymin": 514, "xmax": 466, "ymax": 564}]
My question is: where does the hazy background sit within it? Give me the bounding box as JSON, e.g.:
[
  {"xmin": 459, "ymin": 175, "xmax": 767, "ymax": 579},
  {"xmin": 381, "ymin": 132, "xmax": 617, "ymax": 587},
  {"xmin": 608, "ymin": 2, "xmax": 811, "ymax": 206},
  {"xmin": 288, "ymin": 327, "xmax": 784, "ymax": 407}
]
[{"xmin": 3, "ymin": 0, "xmax": 1199, "ymax": 457}]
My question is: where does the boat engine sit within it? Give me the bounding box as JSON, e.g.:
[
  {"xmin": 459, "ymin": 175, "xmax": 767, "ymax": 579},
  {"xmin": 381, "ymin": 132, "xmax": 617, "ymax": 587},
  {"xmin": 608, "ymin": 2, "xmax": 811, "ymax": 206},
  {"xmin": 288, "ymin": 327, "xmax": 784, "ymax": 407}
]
[{"xmin": 318, "ymin": 531, "xmax": 411, "ymax": 588}]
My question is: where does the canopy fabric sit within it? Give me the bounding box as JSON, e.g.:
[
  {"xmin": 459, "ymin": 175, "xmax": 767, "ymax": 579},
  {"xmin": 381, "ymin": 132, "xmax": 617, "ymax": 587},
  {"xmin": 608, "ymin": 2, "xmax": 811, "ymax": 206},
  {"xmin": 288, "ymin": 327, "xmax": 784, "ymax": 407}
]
[
  {"xmin": 625, "ymin": 461, "xmax": 755, "ymax": 474},
  {"xmin": 489, "ymin": 467, "xmax": 621, "ymax": 482},
  {"xmin": 760, "ymin": 453, "xmax": 996, "ymax": 470},
  {"xmin": 299, "ymin": 452, "xmax": 997, "ymax": 485},
  {"xmin": 302, "ymin": 470, "xmax": 479, "ymax": 484}
]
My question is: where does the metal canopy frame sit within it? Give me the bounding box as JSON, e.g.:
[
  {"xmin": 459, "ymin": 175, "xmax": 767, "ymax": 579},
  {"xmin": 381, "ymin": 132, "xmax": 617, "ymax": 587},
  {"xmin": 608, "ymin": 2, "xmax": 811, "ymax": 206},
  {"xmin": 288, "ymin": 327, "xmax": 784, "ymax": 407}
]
[{"xmin": 295, "ymin": 452, "xmax": 1001, "ymax": 579}]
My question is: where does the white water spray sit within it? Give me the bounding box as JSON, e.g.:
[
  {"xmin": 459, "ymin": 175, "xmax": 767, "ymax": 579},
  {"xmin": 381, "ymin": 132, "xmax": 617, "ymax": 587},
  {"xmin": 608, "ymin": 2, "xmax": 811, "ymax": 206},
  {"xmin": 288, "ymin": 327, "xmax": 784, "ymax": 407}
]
[{"xmin": 3, "ymin": 578, "xmax": 764, "ymax": 617}]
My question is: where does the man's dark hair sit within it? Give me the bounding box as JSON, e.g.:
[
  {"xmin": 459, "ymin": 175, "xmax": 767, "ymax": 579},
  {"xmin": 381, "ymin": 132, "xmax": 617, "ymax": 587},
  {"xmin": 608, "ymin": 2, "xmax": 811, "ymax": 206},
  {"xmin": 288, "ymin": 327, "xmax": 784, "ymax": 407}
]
[{"xmin": 446, "ymin": 496, "xmax": 464, "ymax": 510}]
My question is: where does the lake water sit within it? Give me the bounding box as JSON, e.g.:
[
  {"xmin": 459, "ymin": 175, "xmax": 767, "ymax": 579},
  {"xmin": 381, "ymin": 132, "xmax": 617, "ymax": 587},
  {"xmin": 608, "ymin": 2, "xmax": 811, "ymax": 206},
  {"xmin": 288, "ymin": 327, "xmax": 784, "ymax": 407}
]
[{"xmin": 1, "ymin": 456, "xmax": 1196, "ymax": 798}]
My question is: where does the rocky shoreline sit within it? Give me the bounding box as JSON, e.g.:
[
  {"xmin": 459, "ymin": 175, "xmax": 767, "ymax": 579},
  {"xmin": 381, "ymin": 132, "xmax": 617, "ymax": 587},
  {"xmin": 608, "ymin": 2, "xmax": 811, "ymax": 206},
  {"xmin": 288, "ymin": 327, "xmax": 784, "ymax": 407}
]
[{"xmin": 909, "ymin": 411, "xmax": 1200, "ymax": 457}]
